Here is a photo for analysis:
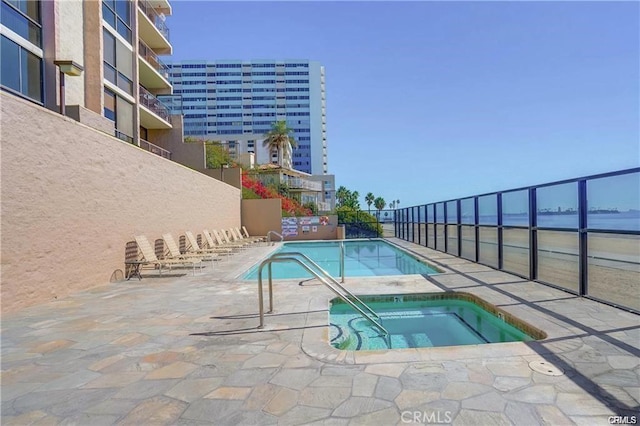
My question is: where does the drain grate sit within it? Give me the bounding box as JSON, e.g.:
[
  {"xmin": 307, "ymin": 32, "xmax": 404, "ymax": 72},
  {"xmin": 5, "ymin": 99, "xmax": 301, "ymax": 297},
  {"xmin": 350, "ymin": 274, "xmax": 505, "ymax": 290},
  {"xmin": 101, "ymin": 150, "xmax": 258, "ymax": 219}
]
[{"xmin": 529, "ymin": 360, "xmax": 564, "ymax": 376}]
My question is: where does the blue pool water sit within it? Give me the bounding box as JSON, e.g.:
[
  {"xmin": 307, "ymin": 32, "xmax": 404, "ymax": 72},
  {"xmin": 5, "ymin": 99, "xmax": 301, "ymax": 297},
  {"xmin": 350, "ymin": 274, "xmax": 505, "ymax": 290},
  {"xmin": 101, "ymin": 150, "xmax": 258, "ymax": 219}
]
[
  {"xmin": 330, "ymin": 296, "xmax": 536, "ymax": 350},
  {"xmin": 242, "ymin": 240, "xmax": 439, "ymax": 279}
]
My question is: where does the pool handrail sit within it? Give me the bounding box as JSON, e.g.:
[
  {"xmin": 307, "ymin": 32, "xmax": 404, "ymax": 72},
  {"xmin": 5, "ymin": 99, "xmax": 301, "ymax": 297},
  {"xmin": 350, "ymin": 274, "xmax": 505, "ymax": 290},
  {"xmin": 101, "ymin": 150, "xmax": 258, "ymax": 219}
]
[
  {"xmin": 269, "ymin": 251, "xmax": 370, "ymax": 321},
  {"xmin": 268, "ymin": 251, "xmax": 374, "ymax": 320},
  {"xmin": 266, "ymin": 230, "xmax": 283, "ymax": 243},
  {"xmin": 256, "ymin": 252, "xmax": 390, "ymax": 347}
]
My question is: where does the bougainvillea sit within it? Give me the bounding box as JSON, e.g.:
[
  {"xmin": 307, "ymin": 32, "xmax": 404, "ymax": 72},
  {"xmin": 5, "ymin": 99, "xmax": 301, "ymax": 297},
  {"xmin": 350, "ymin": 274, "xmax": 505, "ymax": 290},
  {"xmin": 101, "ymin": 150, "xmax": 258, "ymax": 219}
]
[{"xmin": 242, "ymin": 172, "xmax": 312, "ymax": 217}]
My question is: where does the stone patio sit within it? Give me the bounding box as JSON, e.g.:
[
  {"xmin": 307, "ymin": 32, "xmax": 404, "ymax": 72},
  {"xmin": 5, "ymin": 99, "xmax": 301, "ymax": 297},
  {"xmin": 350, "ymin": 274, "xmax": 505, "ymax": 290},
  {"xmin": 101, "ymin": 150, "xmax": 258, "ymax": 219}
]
[{"xmin": 1, "ymin": 238, "xmax": 638, "ymax": 425}]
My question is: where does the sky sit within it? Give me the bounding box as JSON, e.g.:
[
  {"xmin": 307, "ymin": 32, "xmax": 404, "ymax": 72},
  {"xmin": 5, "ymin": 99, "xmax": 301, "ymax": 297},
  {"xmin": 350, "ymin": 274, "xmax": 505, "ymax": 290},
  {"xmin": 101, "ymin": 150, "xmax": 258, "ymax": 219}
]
[{"xmin": 166, "ymin": 0, "xmax": 640, "ymax": 209}]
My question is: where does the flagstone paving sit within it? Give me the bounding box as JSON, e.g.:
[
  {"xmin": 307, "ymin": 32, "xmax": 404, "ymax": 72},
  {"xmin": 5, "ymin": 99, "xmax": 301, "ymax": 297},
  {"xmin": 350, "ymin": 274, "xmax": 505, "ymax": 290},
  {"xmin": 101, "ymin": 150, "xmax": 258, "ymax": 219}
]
[{"xmin": 1, "ymin": 238, "xmax": 638, "ymax": 425}]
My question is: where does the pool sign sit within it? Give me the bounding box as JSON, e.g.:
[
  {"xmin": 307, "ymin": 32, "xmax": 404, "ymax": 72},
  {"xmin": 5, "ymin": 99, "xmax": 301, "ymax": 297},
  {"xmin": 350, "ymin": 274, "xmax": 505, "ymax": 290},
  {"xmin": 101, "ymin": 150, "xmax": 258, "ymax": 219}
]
[{"xmin": 282, "ymin": 217, "xmax": 298, "ymax": 237}]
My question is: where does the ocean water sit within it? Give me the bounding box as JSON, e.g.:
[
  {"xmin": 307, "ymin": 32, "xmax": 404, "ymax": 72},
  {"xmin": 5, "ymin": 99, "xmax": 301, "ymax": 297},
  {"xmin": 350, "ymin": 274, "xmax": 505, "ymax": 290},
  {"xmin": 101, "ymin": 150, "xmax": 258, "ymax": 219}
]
[{"xmin": 474, "ymin": 211, "xmax": 639, "ymax": 231}]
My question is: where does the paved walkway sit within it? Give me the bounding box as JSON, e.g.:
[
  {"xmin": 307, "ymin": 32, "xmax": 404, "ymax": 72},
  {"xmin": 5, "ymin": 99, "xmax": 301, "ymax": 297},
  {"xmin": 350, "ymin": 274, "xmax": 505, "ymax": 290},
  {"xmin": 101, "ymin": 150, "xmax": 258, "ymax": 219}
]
[{"xmin": 2, "ymin": 238, "xmax": 638, "ymax": 425}]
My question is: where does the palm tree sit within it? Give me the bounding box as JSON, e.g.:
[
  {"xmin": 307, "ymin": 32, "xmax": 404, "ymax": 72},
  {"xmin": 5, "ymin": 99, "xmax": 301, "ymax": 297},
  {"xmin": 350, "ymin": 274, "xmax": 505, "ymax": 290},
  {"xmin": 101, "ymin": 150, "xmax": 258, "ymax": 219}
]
[
  {"xmin": 365, "ymin": 193, "xmax": 375, "ymax": 214},
  {"xmin": 262, "ymin": 121, "xmax": 297, "ymax": 168},
  {"xmin": 389, "ymin": 201, "xmax": 395, "ymax": 210},
  {"xmin": 396, "ymin": 199, "xmax": 400, "ymax": 208},
  {"xmin": 374, "ymin": 197, "xmax": 386, "ymax": 219}
]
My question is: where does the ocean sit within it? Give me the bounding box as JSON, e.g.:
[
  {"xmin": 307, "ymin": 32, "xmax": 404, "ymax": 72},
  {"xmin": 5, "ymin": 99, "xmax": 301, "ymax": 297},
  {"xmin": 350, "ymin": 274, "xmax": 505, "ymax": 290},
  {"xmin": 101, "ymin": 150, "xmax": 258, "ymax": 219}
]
[{"xmin": 473, "ymin": 211, "xmax": 640, "ymax": 231}]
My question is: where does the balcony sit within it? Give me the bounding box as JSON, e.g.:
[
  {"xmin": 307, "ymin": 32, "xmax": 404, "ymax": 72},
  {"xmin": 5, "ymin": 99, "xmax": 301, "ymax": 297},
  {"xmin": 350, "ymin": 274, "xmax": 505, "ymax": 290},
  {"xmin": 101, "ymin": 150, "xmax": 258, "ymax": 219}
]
[
  {"xmin": 137, "ymin": 0, "xmax": 171, "ymax": 54},
  {"xmin": 285, "ymin": 177, "xmax": 322, "ymax": 191},
  {"xmin": 139, "ymin": 85, "xmax": 172, "ymax": 129},
  {"xmin": 140, "ymin": 138, "xmax": 171, "ymax": 160},
  {"xmin": 138, "ymin": 40, "xmax": 171, "ymax": 91}
]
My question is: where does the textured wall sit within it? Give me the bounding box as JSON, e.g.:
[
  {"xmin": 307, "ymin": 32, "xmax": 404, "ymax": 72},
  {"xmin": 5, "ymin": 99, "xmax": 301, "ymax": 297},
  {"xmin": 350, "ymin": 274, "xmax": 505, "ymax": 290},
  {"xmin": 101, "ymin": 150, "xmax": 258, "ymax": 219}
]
[
  {"xmin": 241, "ymin": 199, "xmax": 283, "ymax": 237},
  {"xmin": 54, "ymin": 0, "xmax": 85, "ymax": 106},
  {"xmin": 0, "ymin": 93, "xmax": 241, "ymax": 313}
]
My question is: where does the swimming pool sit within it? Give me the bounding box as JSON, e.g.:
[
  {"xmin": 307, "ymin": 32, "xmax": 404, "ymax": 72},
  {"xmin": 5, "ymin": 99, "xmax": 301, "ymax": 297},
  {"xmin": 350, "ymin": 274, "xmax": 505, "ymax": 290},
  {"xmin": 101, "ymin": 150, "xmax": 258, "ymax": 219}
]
[
  {"xmin": 242, "ymin": 239, "xmax": 440, "ymax": 279},
  {"xmin": 330, "ymin": 292, "xmax": 544, "ymax": 350}
]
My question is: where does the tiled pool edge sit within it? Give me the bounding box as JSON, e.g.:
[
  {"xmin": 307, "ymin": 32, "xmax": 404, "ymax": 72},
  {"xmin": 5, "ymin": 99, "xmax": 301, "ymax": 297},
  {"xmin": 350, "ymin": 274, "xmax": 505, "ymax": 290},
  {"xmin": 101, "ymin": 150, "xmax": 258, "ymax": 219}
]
[
  {"xmin": 238, "ymin": 238, "xmax": 446, "ymax": 280},
  {"xmin": 330, "ymin": 291, "xmax": 548, "ymax": 341},
  {"xmin": 300, "ymin": 294, "xmax": 552, "ymax": 365}
]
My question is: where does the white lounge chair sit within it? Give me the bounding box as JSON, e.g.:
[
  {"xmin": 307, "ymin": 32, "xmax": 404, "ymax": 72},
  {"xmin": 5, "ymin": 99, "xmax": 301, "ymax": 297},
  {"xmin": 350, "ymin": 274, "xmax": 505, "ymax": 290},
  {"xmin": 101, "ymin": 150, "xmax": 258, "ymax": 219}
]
[{"xmin": 134, "ymin": 235, "xmax": 202, "ymax": 276}]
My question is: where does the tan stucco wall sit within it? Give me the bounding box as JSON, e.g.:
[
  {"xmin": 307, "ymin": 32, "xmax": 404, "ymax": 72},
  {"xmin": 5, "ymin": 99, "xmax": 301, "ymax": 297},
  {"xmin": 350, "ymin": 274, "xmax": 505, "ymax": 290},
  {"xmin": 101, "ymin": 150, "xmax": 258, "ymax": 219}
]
[
  {"xmin": 241, "ymin": 199, "xmax": 282, "ymax": 237},
  {"xmin": 54, "ymin": 0, "xmax": 85, "ymax": 107},
  {"xmin": 66, "ymin": 105, "xmax": 115, "ymax": 135},
  {"xmin": 150, "ymin": 115, "xmax": 206, "ymax": 169},
  {"xmin": 82, "ymin": 0, "xmax": 103, "ymax": 115},
  {"xmin": 0, "ymin": 93, "xmax": 241, "ymax": 313}
]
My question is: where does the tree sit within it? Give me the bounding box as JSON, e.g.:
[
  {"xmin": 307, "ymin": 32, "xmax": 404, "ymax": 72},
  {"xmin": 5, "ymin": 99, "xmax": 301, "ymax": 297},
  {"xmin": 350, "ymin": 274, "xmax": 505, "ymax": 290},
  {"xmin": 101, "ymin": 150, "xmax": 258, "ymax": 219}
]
[
  {"xmin": 374, "ymin": 197, "xmax": 386, "ymax": 219},
  {"xmin": 262, "ymin": 121, "xmax": 297, "ymax": 168},
  {"xmin": 335, "ymin": 186, "xmax": 360, "ymax": 210},
  {"xmin": 184, "ymin": 137, "xmax": 234, "ymax": 169},
  {"xmin": 365, "ymin": 192, "xmax": 375, "ymax": 214},
  {"xmin": 389, "ymin": 201, "xmax": 396, "ymax": 210}
]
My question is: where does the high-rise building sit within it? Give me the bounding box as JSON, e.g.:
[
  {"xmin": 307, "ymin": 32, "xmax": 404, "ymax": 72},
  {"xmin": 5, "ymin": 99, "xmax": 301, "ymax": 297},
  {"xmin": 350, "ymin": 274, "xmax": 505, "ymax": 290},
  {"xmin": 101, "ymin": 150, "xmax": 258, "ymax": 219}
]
[
  {"xmin": 167, "ymin": 60, "xmax": 327, "ymax": 174},
  {"xmin": 1, "ymin": 0, "xmax": 176, "ymax": 158}
]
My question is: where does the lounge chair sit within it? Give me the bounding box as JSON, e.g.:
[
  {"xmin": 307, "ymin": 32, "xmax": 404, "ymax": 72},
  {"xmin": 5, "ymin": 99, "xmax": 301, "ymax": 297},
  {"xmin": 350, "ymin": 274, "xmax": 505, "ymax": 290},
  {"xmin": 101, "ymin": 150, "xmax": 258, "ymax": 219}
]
[
  {"xmin": 134, "ymin": 235, "xmax": 202, "ymax": 276},
  {"xmin": 232, "ymin": 227, "xmax": 263, "ymax": 246},
  {"xmin": 203, "ymin": 229, "xmax": 238, "ymax": 253},
  {"xmin": 241, "ymin": 226, "xmax": 267, "ymax": 243},
  {"xmin": 162, "ymin": 233, "xmax": 218, "ymax": 267},
  {"xmin": 228, "ymin": 228, "xmax": 254, "ymax": 247},
  {"xmin": 212, "ymin": 229, "xmax": 247, "ymax": 249},
  {"xmin": 184, "ymin": 231, "xmax": 234, "ymax": 260}
]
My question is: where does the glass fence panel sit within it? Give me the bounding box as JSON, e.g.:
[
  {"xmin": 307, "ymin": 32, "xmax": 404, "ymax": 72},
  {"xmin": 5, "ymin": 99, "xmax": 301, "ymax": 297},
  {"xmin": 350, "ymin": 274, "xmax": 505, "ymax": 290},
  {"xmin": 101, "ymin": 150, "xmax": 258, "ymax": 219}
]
[
  {"xmin": 503, "ymin": 190, "xmax": 529, "ymax": 227},
  {"xmin": 447, "ymin": 225, "xmax": 458, "ymax": 255},
  {"xmin": 427, "ymin": 204, "xmax": 434, "ymax": 222},
  {"xmin": 419, "ymin": 224, "xmax": 427, "ymax": 246},
  {"xmin": 537, "ymin": 230, "xmax": 579, "ymax": 293},
  {"xmin": 503, "ymin": 228, "xmax": 529, "ymax": 277},
  {"xmin": 427, "ymin": 224, "xmax": 435, "ymax": 249},
  {"xmin": 479, "ymin": 194, "xmax": 498, "ymax": 225},
  {"xmin": 413, "ymin": 223, "xmax": 420, "ymax": 243},
  {"xmin": 587, "ymin": 172, "xmax": 640, "ymax": 231},
  {"xmin": 436, "ymin": 224, "xmax": 445, "ymax": 250},
  {"xmin": 461, "ymin": 198, "xmax": 475, "ymax": 224},
  {"xmin": 588, "ymin": 233, "xmax": 640, "ymax": 311},
  {"xmin": 461, "ymin": 225, "xmax": 476, "ymax": 260},
  {"xmin": 436, "ymin": 203, "xmax": 445, "ymax": 223},
  {"xmin": 537, "ymin": 182, "xmax": 578, "ymax": 229},
  {"xmin": 478, "ymin": 227, "xmax": 499, "ymax": 268},
  {"xmin": 408, "ymin": 221, "xmax": 414, "ymax": 242},
  {"xmin": 446, "ymin": 201, "xmax": 458, "ymax": 224}
]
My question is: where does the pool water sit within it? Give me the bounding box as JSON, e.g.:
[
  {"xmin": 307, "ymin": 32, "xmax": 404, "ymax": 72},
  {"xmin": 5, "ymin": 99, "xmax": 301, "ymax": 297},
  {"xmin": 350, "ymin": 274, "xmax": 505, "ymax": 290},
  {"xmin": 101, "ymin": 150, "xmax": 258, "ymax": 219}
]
[
  {"xmin": 330, "ymin": 294, "xmax": 538, "ymax": 350},
  {"xmin": 242, "ymin": 240, "xmax": 439, "ymax": 279}
]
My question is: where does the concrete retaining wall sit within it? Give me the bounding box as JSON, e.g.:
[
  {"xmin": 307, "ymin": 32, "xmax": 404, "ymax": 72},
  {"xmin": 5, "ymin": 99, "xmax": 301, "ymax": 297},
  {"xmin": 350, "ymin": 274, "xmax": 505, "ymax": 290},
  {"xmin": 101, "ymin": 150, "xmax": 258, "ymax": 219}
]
[{"xmin": 1, "ymin": 93, "xmax": 241, "ymax": 313}]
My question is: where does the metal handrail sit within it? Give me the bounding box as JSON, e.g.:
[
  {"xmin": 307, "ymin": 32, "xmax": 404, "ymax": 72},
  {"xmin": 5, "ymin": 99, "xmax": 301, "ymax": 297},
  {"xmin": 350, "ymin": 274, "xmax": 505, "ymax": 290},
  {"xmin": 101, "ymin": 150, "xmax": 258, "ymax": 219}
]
[
  {"xmin": 269, "ymin": 251, "xmax": 371, "ymax": 319},
  {"xmin": 267, "ymin": 230, "xmax": 283, "ymax": 243},
  {"xmin": 138, "ymin": 40, "xmax": 170, "ymax": 79},
  {"xmin": 140, "ymin": 138, "xmax": 171, "ymax": 159},
  {"xmin": 139, "ymin": 85, "xmax": 170, "ymax": 121},
  {"xmin": 256, "ymin": 253, "xmax": 390, "ymax": 347},
  {"xmin": 138, "ymin": 0, "xmax": 170, "ymax": 40}
]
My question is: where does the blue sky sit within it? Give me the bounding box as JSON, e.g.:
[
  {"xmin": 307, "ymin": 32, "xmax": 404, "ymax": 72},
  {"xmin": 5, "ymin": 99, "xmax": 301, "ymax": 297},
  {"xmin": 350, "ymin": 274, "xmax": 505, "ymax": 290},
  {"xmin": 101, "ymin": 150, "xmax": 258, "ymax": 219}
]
[{"xmin": 167, "ymin": 1, "xmax": 639, "ymax": 209}]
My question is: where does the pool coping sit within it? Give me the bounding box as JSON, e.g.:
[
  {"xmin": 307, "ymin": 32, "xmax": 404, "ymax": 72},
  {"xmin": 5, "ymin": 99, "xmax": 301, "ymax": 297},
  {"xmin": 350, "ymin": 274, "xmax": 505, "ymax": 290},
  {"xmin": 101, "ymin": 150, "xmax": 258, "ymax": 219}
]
[
  {"xmin": 299, "ymin": 291, "xmax": 552, "ymax": 365},
  {"xmin": 236, "ymin": 238, "xmax": 446, "ymax": 281}
]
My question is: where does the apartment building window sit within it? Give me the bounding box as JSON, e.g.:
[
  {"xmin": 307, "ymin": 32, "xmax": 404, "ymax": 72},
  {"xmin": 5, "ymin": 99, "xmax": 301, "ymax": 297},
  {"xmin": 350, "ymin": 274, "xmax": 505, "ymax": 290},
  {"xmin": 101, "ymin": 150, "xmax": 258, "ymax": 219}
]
[
  {"xmin": 1, "ymin": 0, "xmax": 41, "ymax": 45},
  {"xmin": 102, "ymin": 0, "xmax": 132, "ymax": 42},
  {"xmin": 1, "ymin": 35, "xmax": 42, "ymax": 103},
  {"xmin": 103, "ymin": 28, "xmax": 133, "ymax": 95},
  {"xmin": 104, "ymin": 88, "xmax": 134, "ymax": 142},
  {"xmin": 1, "ymin": 0, "xmax": 43, "ymax": 103}
]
